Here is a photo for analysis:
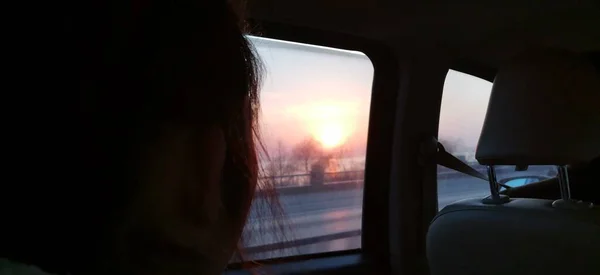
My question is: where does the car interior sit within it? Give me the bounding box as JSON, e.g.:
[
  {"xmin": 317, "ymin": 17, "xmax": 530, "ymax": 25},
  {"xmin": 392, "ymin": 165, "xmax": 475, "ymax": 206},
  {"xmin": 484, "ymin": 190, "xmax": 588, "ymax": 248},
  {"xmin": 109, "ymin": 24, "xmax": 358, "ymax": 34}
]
[
  {"xmin": 224, "ymin": 1, "xmax": 600, "ymax": 275},
  {"xmin": 7, "ymin": 1, "xmax": 596, "ymax": 275}
]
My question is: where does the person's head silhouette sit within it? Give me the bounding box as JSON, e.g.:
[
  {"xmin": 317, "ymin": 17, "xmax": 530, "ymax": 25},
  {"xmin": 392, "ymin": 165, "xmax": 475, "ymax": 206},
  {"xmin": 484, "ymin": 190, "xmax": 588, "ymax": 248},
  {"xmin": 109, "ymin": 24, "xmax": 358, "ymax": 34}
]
[{"xmin": 3, "ymin": 1, "xmax": 265, "ymax": 274}]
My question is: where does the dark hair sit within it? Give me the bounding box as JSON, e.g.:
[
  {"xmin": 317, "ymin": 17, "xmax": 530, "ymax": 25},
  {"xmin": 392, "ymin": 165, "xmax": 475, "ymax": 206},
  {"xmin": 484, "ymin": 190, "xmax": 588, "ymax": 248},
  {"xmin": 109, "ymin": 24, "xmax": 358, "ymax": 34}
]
[{"xmin": 2, "ymin": 1, "xmax": 265, "ymax": 274}]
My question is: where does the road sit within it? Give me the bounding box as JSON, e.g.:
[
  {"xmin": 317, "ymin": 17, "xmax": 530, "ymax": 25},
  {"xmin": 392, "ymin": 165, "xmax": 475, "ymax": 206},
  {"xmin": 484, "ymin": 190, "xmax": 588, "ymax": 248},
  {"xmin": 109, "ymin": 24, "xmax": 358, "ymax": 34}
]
[{"xmin": 242, "ymin": 170, "xmax": 549, "ymax": 260}]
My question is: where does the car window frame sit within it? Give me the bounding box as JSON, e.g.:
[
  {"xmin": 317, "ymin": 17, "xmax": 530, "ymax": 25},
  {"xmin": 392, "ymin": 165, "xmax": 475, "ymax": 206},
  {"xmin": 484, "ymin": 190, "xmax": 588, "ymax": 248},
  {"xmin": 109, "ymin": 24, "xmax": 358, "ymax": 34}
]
[{"xmin": 226, "ymin": 21, "xmax": 398, "ymax": 273}]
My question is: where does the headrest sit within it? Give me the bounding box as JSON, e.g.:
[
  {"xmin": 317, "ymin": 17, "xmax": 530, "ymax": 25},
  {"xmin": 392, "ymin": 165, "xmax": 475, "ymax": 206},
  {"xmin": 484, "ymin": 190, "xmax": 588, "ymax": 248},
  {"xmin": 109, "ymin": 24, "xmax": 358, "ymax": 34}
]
[{"xmin": 476, "ymin": 50, "xmax": 600, "ymax": 166}]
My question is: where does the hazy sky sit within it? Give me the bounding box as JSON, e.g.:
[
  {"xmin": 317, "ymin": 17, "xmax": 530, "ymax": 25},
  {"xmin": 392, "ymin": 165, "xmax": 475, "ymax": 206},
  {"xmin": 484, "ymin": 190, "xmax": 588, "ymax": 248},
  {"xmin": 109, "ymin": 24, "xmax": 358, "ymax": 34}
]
[
  {"xmin": 249, "ymin": 36, "xmax": 492, "ymax": 157},
  {"xmin": 439, "ymin": 70, "xmax": 492, "ymax": 153}
]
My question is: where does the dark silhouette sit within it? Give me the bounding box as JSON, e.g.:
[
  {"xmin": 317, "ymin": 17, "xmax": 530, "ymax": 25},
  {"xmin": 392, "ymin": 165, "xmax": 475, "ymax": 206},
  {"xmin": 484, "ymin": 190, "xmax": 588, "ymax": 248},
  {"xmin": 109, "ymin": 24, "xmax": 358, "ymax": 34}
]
[{"xmin": 3, "ymin": 1, "xmax": 274, "ymax": 275}]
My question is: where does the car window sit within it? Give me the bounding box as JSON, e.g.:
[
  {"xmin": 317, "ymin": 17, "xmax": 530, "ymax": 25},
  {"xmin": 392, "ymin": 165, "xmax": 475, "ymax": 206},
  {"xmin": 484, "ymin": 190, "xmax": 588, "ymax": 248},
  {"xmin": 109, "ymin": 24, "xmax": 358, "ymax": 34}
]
[
  {"xmin": 437, "ymin": 70, "xmax": 556, "ymax": 209},
  {"xmin": 240, "ymin": 36, "xmax": 374, "ymax": 260}
]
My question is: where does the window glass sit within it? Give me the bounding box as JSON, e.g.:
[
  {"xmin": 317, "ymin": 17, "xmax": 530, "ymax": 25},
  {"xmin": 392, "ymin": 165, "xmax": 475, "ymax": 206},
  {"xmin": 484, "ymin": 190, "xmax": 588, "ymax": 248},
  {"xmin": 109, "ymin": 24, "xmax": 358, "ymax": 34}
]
[
  {"xmin": 241, "ymin": 36, "xmax": 373, "ymax": 260},
  {"xmin": 437, "ymin": 70, "xmax": 556, "ymax": 209}
]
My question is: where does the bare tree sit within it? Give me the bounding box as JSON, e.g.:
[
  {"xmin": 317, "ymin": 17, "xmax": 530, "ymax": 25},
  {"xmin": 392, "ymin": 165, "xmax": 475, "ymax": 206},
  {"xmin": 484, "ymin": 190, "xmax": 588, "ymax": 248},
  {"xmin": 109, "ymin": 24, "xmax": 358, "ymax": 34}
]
[
  {"xmin": 272, "ymin": 140, "xmax": 295, "ymax": 176},
  {"xmin": 262, "ymin": 141, "xmax": 296, "ymax": 187},
  {"xmin": 292, "ymin": 137, "xmax": 323, "ymax": 173},
  {"xmin": 333, "ymin": 143, "xmax": 358, "ymax": 172}
]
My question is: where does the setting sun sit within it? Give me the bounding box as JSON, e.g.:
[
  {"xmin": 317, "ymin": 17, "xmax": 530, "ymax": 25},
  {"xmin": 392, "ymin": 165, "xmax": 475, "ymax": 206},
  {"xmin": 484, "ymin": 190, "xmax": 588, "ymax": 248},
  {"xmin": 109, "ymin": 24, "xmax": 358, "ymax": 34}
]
[
  {"xmin": 316, "ymin": 123, "xmax": 345, "ymax": 148},
  {"xmin": 285, "ymin": 103, "xmax": 358, "ymax": 149}
]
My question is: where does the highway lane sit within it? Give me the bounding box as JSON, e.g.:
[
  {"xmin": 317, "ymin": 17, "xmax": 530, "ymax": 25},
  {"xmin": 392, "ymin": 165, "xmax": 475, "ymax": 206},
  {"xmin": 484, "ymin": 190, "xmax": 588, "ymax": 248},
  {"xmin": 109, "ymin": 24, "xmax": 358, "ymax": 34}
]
[{"xmin": 243, "ymin": 170, "xmax": 547, "ymax": 259}]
